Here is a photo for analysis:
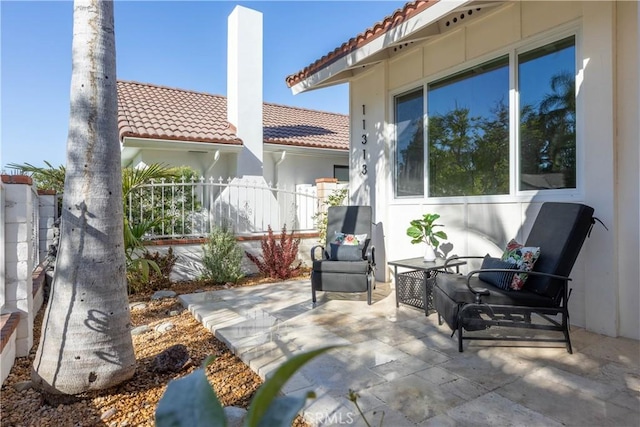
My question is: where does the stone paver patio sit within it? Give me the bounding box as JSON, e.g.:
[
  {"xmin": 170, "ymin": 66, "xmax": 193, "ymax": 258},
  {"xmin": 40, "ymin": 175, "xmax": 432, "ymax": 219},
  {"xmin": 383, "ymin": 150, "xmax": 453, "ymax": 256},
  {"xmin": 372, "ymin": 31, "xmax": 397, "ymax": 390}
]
[{"xmin": 179, "ymin": 280, "xmax": 639, "ymax": 427}]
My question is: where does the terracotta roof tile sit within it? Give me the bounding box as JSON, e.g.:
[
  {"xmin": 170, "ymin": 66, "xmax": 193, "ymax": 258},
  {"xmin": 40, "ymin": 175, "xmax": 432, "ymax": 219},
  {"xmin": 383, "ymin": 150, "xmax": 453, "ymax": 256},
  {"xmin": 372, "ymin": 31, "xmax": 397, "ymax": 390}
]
[
  {"xmin": 285, "ymin": 1, "xmax": 436, "ymax": 88},
  {"xmin": 117, "ymin": 80, "xmax": 348, "ymax": 150}
]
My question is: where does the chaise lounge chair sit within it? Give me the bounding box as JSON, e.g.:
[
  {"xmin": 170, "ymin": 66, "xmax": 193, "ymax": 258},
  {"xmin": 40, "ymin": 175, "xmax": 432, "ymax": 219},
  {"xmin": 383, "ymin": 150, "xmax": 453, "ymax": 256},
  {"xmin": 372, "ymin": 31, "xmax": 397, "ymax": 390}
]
[{"xmin": 433, "ymin": 202, "xmax": 597, "ymax": 353}]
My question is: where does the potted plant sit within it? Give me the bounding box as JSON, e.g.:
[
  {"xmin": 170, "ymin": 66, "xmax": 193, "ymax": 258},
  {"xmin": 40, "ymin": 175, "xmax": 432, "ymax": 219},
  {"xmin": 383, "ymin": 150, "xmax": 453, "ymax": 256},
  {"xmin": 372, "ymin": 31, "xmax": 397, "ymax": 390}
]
[{"xmin": 406, "ymin": 213, "xmax": 448, "ymax": 261}]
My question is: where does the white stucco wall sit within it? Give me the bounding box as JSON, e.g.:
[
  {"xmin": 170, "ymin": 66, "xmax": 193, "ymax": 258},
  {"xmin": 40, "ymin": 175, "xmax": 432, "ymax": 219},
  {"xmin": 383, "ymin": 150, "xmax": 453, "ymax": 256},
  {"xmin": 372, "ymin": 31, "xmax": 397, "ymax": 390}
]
[
  {"xmin": 266, "ymin": 149, "xmax": 348, "ymax": 187},
  {"xmin": 125, "ymin": 145, "xmax": 347, "ymax": 187},
  {"xmin": 615, "ymin": 0, "xmax": 640, "ymax": 340},
  {"xmin": 129, "ymin": 149, "xmax": 235, "ymax": 179},
  {"xmin": 349, "ymin": 1, "xmax": 639, "ymax": 339}
]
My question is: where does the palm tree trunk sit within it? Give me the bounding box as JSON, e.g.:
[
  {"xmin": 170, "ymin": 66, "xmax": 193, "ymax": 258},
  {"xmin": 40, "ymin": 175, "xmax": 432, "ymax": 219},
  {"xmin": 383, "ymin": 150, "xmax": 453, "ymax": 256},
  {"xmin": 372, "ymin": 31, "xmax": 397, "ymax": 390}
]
[{"xmin": 32, "ymin": 0, "xmax": 135, "ymax": 394}]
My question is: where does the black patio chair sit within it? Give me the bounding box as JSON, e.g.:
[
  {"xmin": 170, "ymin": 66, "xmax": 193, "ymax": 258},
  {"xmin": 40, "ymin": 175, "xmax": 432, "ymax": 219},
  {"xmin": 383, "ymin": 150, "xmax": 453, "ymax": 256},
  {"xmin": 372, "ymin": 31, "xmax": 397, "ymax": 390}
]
[
  {"xmin": 433, "ymin": 202, "xmax": 597, "ymax": 353},
  {"xmin": 311, "ymin": 206, "xmax": 375, "ymax": 305}
]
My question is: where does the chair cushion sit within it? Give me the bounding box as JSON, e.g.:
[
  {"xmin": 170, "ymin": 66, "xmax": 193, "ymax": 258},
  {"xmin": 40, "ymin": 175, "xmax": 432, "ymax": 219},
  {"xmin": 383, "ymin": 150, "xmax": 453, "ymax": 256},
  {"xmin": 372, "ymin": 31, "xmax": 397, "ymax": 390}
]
[
  {"xmin": 523, "ymin": 203, "xmax": 595, "ymax": 298},
  {"xmin": 478, "ymin": 256, "xmax": 520, "ymax": 291},
  {"xmin": 434, "ymin": 273, "xmax": 555, "ymax": 307},
  {"xmin": 329, "ymin": 243, "xmax": 364, "ymax": 261},
  {"xmin": 501, "ymin": 239, "xmax": 540, "ymax": 290},
  {"xmin": 312, "ymin": 259, "xmax": 370, "ymax": 274}
]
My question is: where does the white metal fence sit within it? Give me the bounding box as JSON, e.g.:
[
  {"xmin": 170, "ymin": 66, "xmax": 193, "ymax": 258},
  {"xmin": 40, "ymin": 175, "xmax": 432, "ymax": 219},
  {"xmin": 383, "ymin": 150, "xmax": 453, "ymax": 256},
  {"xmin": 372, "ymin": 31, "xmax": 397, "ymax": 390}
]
[{"xmin": 127, "ymin": 176, "xmax": 321, "ymax": 239}]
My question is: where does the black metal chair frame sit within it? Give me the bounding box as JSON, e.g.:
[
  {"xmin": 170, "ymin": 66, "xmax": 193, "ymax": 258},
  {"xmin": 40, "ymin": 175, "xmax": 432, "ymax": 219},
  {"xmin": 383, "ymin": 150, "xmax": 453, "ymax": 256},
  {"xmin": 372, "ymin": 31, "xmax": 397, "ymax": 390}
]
[
  {"xmin": 433, "ymin": 202, "xmax": 598, "ymax": 353},
  {"xmin": 441, "ymin": 256, "xmax": 574, "ymax": 353},
  {"xmin": 310, "ymin": 206, "xmax": 376, "ymax": 305}
]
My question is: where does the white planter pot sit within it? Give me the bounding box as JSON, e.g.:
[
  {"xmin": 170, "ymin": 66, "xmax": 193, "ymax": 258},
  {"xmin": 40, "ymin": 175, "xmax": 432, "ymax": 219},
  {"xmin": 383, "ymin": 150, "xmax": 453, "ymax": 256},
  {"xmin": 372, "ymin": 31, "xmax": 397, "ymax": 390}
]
[{"xmin": 423, "ymin": 245, "xmax": 437, "ymax": 262}]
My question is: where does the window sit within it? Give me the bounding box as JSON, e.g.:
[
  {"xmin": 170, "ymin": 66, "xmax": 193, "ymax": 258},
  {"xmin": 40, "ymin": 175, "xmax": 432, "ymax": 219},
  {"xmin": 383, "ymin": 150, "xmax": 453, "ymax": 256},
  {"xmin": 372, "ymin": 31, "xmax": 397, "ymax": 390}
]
[
  {"xmin": 519, "ymin": 36, "xmax": 576, "ymax": 190},
  {"xmin": 393, "ymin": 35, "xmax": 577, "ymax": 199},
  {"xmin": 334, "ymin": 165, "xmax": 349, "ymax": 182},
  {"xmin": 394, "ymin": 89, "xmax": 424, "ymax": 197},
  {"xmin": 428, "ymin": 57, "xmax": 509, "ymax": 197}
]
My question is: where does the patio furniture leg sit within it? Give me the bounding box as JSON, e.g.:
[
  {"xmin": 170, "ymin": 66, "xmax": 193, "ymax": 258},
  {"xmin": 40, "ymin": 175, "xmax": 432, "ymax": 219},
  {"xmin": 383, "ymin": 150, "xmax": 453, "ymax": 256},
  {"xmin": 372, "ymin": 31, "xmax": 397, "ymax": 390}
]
[
  {"xmin": 457, "ymin": 317, "xmax": 464, "ymax": 352},
  {"xmin": 563, "ymin": 311, "xmax": 573, "ymax": 354}
]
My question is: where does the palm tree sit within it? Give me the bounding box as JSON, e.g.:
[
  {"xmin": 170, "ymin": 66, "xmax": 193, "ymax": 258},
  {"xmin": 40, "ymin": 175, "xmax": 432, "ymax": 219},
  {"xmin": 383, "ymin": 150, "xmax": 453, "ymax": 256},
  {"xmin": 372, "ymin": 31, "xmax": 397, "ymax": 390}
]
[{"xmin": 31, "ymin": 0, "xmax": 136, "ymax": 394}]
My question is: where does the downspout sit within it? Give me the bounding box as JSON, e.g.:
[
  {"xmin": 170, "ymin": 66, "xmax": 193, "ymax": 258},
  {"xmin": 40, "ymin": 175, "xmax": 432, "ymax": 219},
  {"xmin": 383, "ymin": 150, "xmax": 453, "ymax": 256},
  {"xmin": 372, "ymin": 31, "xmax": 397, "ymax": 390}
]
[
  {"xmin": 274, "ymin": 151, "xmax": 286, "ymax": 185},
  {"xmin": 204, "ymin": 150, "xmax": 220, "ymax": 178}
]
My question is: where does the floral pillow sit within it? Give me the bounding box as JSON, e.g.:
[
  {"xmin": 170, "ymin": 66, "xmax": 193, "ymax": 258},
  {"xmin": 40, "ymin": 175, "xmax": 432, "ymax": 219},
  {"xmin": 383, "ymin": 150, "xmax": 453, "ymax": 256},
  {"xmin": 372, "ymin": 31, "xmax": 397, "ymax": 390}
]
[
  {"xmin": 501, "ymin": 239, "xmax": 541, "ymax": 290},
  {"xmin": 331, "ymin": 232, "xmax": 367, "ymax": 246}
]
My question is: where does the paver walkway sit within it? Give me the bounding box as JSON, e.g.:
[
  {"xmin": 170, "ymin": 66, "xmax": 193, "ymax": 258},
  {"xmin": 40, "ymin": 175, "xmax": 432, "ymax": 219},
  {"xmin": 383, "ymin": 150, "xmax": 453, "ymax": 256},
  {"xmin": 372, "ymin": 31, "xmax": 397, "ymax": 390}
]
[{"xmin": 179, "ymin": 280, "xmax": 639, "ymax": 427}]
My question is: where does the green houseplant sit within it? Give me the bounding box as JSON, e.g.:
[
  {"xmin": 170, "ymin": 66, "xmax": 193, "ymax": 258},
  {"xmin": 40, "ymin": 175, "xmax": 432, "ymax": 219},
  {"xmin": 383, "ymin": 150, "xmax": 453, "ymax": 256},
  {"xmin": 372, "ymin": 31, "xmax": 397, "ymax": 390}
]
[{"xmin": 406, "ymin": 213, "xmax": 448, "ymax": 261}]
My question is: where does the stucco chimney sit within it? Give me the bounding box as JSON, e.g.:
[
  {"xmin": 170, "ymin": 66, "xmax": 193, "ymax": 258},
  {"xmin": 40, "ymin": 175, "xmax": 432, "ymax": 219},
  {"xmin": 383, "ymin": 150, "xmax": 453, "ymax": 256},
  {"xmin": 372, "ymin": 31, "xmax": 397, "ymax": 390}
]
[{"xmin": 227, "ymin": 5, "xmax": 263, "ymax": 177}]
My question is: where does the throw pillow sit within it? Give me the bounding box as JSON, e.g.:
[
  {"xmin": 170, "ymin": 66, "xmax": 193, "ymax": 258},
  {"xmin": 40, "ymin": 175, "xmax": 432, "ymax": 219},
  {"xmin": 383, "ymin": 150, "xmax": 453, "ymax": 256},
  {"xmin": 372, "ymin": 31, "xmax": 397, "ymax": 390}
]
[
  {"xmin": 478, "ymin": 255, "xmax": 520, "ymax": 291},
  {"xmin": 331, "ymin": 231, "xmax": 367, "ymax": 246},
  {"xmin": 329, "ymin": 243, "xmax": 364, "ymax": 261},
  {"xmin": 501, "ymin": 239, "xmax": 541, "ymax": 290}
]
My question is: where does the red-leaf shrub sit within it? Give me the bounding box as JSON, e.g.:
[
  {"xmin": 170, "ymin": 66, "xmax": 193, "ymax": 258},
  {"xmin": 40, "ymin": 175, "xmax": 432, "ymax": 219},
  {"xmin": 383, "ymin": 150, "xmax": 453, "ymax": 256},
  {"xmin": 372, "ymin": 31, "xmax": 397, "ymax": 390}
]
[{"xmin": 246, "ymin": 225, "xmax": 302, "ymax": 280}]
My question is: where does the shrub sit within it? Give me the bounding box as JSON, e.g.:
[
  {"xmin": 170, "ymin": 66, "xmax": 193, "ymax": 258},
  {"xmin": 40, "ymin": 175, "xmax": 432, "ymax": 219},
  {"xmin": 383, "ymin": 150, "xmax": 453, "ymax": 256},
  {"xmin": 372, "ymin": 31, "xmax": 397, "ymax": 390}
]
[
  {"xmin": 200, "ymin": 225, "xmax": 244, "ymax": 284},
  {"xmin": 127, "ymin": 247, "xmax": 177, "ymax": 294},
  {"xmin": 246, "ymin": 225, "xmax": 301, "ymax": 280},
  {"xmin": 312, "ymin": 187, "xmax": 348, "ymax": 244}
]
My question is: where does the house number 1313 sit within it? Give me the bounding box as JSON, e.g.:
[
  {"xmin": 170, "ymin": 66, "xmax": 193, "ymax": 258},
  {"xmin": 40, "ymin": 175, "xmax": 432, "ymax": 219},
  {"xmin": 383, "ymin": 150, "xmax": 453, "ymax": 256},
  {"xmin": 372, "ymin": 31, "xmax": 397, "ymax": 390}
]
[{"xmin": 361, "ymin": 105, "xmax": 367, "ymax": 175}]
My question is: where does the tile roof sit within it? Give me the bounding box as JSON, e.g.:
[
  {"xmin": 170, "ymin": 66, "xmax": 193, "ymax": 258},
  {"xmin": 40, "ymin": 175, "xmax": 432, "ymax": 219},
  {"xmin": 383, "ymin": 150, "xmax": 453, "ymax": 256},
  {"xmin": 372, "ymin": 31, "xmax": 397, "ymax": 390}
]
[
  {"xmin": 117, "ymin": 80, "xmax": 348, "ymax": 150},
  {"xmin": 285, "ymin": 1, "xmax": 437, "ymax": 88}
]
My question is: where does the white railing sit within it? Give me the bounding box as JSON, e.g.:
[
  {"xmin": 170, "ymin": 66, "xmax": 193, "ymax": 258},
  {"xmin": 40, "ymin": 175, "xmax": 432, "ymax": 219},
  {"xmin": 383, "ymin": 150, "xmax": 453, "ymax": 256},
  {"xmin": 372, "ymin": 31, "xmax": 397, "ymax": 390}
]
[{"xmin": 127, "ymin": 176, "xmax": 320, "ymax": 239}]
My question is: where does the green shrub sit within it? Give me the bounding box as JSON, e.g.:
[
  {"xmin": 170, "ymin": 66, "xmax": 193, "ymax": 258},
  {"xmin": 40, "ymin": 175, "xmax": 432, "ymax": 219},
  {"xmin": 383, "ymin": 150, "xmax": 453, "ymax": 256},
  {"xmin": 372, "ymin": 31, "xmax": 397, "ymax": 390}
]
[
  {"xmin": 312, "ymin": 187, "xmax": 348, "ymax": 244},
  {"xmin": 127, "ymin": 247, "xmax": 177, "ymax": 294},
  {"xmin": 201, "ymin": 225, "xmax": 244, "ymax": 283},
  {"xmin": 245, "ymin": 225, "xmax": 301, "ymax": 280}
]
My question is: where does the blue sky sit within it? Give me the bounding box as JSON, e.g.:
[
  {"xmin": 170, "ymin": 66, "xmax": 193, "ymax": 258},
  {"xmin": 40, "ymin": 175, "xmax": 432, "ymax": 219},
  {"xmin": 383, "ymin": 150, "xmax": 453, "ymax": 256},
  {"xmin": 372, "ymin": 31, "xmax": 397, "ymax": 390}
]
[{"xmin": 1, "ymin": 0, "xmax": 407, "ymax": 169}]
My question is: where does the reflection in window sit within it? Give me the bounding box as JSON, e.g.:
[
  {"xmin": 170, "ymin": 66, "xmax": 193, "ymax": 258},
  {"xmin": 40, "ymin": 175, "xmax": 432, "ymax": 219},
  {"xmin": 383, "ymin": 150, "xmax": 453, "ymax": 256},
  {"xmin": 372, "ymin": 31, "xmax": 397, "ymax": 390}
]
[
  {"xmin": 428, "ymin": 57, "xmax": 510, "ymax": 196},
  {"xmin": 519, "ymin": 36, "xmax": 576, "ymax": 190},
  {"xmin": 394, "ymin": 89, "xmax": 424, "ymax": 197}
]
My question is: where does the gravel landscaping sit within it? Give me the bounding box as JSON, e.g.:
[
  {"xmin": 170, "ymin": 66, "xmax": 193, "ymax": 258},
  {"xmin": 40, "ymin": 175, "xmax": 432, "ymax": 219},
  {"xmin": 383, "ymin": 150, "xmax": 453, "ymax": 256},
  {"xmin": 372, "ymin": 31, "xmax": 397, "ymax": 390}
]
[{"xmin": 1, "ymin": 276, "xmax": 310, "ymax": 426}]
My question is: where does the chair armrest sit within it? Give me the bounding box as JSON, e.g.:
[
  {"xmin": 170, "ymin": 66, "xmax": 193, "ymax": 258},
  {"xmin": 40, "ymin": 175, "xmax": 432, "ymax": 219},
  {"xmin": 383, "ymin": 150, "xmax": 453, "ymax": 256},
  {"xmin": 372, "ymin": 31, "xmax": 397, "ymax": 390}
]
[
  {"xmin": 464, "ymin": 268, "xmax": 573, "ymax": 303},
  {"xmin": 311, "ymin": 245, "xmax": 326, "ymax": 262},
  {"xmin": 444, "ymin": 255, "xmax": 485, "ymax": 269},
  {"xmin": 365, "ymin": 245, "xmax": 375, "ymax": 266}
]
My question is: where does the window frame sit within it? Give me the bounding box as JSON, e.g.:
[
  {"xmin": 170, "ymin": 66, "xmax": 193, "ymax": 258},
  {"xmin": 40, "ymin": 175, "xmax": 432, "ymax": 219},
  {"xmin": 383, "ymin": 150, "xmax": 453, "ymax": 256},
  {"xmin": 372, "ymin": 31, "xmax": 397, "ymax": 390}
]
[{"xmin": 390, "ymin": 25, "xmax": 583, "ymax": 204}]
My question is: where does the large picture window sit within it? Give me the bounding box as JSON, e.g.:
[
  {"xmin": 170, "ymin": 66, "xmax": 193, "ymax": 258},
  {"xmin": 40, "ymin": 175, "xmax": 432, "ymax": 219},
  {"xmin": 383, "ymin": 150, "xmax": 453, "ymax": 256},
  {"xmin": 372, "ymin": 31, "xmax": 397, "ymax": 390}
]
[
  {"xmin": 428, "ymin": 57, "xmax": 509, "ymax": 197},
  {"xmin": 393, "ymin": 35, "xmax": 577, "ymax": 199}
]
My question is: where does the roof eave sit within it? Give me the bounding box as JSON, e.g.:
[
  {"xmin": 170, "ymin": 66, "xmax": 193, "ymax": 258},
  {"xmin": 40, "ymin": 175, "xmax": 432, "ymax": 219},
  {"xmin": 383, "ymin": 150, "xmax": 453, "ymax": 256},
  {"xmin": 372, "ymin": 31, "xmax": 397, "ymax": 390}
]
[
  {"xmin": 289, "ymin": 0, "xmax": 475, "ymax": 95},
  {"xmin": 264, "ymin": 142, "xmax": 348, "ymax": 157}
]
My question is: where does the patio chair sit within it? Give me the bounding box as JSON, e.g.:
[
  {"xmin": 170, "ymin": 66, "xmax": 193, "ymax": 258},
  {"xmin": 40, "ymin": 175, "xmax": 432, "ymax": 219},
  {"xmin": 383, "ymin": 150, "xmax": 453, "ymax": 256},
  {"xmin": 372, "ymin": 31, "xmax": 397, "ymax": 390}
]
[
  {"xmin": 433, "ymin": 202, "xmax": 597, "ymax": 353},
  {"xmin": 311, "ymin": 206, "xmax": 376, "ymax": 305}
]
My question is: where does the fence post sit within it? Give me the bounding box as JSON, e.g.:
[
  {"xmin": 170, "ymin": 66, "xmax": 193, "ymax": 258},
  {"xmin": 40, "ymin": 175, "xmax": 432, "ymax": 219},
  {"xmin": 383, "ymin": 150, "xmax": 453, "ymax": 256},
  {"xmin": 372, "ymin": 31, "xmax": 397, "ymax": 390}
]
[
  {"xmin": 1, "ymin": 175, "xmax": 35, "ymax": 357},
  {"xmin": 315, "ymin": 178, "xmax": 339, "ymax": 214}
]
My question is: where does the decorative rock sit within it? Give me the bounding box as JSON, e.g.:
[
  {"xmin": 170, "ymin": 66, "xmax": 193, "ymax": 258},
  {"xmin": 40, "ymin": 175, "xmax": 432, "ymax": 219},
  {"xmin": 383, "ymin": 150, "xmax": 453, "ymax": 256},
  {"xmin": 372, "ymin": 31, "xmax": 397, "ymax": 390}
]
[
  {"xmin": 153, "ymin": 344, "xmax": 192, "ymax": 373},
  {"xmin": 13, "ymin": 381, "xmax": 32, "ymax": 392},
  {"xmin": 167, "ymin": 309, "xmax": 181, "ymax": 316},
  {"xmin": 129, "ymin": 302, "xmax": 147, "ymax": 311},
  {"xmin": 131, "ymin": 325, "xmax": 150, "ymax": 336},
  {"xmin": 154, "ymin": 322, "xmax": 174, "ymax": 333},
  {"xmin": 151, "ymin": 290, "xmax": 176, "ymax": 300},
  {"xmin": 100, "ymin": 408, "xmax": 117, "ymax": 421},
  {"xmin": 224, "ymin": 406, "xmax": 247, "ymax": 427}
]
